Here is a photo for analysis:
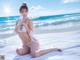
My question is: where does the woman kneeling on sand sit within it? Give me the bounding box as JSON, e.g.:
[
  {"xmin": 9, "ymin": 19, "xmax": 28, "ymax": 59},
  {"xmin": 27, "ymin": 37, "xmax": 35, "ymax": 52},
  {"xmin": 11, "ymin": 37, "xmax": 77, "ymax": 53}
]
[{"xmin": 15, "ymin": 3, "xmax": 62, "ymax": 58}]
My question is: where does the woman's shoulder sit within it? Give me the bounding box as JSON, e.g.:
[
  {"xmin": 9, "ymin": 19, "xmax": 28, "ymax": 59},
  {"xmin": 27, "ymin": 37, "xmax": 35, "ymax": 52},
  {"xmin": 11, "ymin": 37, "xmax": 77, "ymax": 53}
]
[
  {"xmin": 16, "ymin": 19, "xmax": 21, "ymax": 25},
  {"xmin": 16, "ymin": 20, "xmax": 19, "ymax": 23},
  {"xmin": 27, "ymin": 18, "xmax": 31, "ymax": 21},
  {"xmin": 26, "ymin": 18, "xmax": 32, "ymax": 23}
]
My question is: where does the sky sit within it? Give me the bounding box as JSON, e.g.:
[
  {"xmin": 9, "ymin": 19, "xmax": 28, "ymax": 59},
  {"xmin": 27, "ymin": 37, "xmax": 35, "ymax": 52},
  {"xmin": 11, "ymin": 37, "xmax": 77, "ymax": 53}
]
[{"xmin": 0, "ymin": 0, "xmax": 80, "ymax": 17}]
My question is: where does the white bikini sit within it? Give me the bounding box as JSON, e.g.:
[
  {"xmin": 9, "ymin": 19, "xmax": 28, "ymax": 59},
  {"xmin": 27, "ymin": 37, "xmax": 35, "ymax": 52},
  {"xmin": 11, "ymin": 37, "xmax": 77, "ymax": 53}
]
[{"xmin": 18, "ymin": 23, "xmax": 28, "ymax": 32}]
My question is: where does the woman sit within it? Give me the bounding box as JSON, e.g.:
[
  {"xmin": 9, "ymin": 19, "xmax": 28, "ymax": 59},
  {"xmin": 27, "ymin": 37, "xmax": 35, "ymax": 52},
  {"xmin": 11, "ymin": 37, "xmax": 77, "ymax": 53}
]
[{"xmin": 15, "ymin": 3, "xmax": 61, "ymax": 58}]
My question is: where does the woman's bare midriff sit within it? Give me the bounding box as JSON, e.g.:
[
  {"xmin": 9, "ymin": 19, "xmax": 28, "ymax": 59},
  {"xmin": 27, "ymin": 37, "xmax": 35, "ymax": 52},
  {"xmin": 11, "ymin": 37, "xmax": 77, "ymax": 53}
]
[{"xmin": 18, "ymin": 32, "xmax": 31, "ymax": 45}]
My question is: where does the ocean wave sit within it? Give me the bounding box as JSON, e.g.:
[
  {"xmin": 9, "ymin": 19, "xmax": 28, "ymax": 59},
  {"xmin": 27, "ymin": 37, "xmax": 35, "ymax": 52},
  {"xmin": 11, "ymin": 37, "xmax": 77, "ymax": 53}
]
[
  {"xmin": 0, "ymin": 13, "xmax": 80, "ymax": 32},
  {"xmin": 32, "ymin": 13, "xmax": 80, "ymax": 21},
  {"xmin": 34, "ymin": 16, "xmax": 80, "ymax": 28}
]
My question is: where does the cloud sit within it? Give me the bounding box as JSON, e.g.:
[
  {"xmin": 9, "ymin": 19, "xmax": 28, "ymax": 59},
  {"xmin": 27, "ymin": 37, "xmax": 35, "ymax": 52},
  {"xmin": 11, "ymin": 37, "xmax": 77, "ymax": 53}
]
[
  {"xmin": 28, "ymin": 5, "xmax": 80, "ymax": 18},
  {"xmin": 28, "ymin": 5, "xmax": 65, "ymax": 18},
  {"xmin": 63, "ymin": 0, "xmax": 80, "ymax": 3}
]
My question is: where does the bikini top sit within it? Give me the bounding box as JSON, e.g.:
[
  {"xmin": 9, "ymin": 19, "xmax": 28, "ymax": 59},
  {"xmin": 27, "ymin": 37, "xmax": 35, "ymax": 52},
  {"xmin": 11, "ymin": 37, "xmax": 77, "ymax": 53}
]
[{"xmin": 18, "ymin": 23, "xmax": 29, "ymax": 32}]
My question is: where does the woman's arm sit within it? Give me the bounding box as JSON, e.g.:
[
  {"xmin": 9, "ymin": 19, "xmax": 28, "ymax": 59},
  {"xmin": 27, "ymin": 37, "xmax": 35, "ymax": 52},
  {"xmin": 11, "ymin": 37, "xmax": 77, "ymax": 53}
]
[{"xmin": 15, "ymin": 20, "xmax": 19, "ymax": 33}]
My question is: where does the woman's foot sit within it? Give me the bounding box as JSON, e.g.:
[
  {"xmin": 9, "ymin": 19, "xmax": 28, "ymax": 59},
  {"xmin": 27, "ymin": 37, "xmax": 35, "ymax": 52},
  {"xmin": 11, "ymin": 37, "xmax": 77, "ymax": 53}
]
[
  {"xmin": 52, "ymin": 48, "xmax": 62, "ymax": 52},
  {"xmin": 57, "ymin": 49, "xmax": 62, "ymax": 52}
]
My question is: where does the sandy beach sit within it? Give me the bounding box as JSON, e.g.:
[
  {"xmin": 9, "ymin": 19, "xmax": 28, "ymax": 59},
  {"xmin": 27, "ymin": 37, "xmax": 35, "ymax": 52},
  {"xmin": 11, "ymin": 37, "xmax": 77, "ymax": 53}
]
[{"xmin": 0, "ymin": 29, "xmax": 80, "ymax": 60}]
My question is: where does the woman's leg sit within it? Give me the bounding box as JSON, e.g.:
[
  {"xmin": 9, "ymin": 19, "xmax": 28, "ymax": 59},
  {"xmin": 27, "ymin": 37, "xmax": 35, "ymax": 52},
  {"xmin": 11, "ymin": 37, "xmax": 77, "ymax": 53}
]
[
  {"xmin": 31, "ymin": 48, "xmax": 62, "ymax": 58},
  {"xmin": 29, "ymin": 37, "xmax": 61, "ymax": 57},
  {"xmin": 30, "ymin": 37, "xmax": 62, "ymax": 58}
]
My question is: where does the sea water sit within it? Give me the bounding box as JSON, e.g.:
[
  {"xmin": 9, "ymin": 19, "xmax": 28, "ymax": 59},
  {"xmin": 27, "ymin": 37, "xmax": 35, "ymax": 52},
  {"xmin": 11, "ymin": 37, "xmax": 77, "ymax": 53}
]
[{"xmin": 0, "ymin": 13, "xmax": 80, "ymax": 47}]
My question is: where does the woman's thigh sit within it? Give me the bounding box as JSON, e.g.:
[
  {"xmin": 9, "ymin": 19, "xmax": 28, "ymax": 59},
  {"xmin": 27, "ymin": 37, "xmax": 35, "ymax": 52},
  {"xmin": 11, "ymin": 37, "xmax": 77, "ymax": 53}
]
[{"xmin": 29, "ymin": 38, "xmax": 40, "ymax": 53}]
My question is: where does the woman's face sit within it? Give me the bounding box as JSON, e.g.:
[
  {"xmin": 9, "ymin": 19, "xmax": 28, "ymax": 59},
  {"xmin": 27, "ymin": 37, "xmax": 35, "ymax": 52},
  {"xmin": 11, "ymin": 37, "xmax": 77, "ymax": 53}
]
[{"xmin": 20, "ymin": 8, "xmax": 28, "ymax": 17}]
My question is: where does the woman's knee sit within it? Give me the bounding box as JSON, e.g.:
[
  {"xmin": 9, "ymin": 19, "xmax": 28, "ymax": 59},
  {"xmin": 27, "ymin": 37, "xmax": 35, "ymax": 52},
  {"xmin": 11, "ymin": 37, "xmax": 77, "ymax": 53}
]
[{"xmin": 16, "ymin": 48, "xmax": 29, "ymax": 55}]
